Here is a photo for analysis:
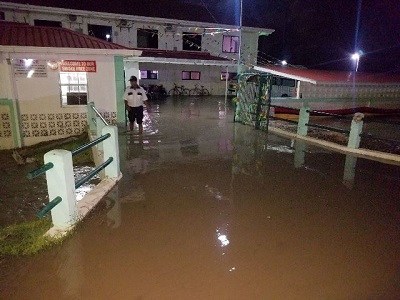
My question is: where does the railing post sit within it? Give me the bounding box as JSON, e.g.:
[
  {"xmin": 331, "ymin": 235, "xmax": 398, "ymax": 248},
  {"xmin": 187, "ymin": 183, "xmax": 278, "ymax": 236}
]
[
  {"xmin": 343, "ymin": 154, "xmax": 357, "ymax": 189},
  {"xmin": 44, "ymin": 149, "xmax": 77, "ymax": 228},
  {"xmin": 297, "ymin": 105, "xmax": 310, "ymax": 136},
  {"xmin": 87, "ymin": 102, "xmax": 96, "ymax": 134},
  {"xmin": 347, "ymin": 112, "xmax": 364, "ymax": 149},
  {"xmin": 294, "ymin": 140, "xmax": 306, "ymax": 168},
  {"xmin": 96, "ymin": 117, "xmax": 106, "ymax": 151},
  {"xmin": 102, "ymin": 125, "xmax": 121, "ymax": 178}
]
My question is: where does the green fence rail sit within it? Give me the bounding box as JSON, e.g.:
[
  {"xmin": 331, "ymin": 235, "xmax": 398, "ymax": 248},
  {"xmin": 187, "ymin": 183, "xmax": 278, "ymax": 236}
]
[
  {"xmin": 36, "ymin": 196, "xmax": 62, "ymax": 218},
  {"xmin": 75, "ymin": 157, "xmax": 113, "ymax": 189},
  {"xmin": 71, "ymin": 133, "xmax": 111, "ymax": 156},
  {"xmin": 27, "ymin": 162, "xmax": 54, "ymax": 179}
]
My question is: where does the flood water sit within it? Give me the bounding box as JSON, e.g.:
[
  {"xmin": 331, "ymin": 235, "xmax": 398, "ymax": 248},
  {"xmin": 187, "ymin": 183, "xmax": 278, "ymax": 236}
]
[{"xmin": 1, "ymin": 96, "xmax": 400, "ymax": 299}]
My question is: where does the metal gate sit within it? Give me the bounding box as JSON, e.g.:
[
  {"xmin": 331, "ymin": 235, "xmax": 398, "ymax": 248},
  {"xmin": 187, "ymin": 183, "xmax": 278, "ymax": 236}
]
[{"xmin": 233, "ymin": 73, "xmax": 273, "ymax": 131}]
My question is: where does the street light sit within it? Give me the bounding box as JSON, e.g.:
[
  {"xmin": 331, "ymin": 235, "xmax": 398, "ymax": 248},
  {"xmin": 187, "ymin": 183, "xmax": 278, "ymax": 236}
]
[
  {"xmin": 351, "ymin": 52, "xmax": 362, "ymax": 72},
  {"xmin": 281, "ymin": 60, "xmax": 288, "ymax": 66},
  {"xmin": 106, "ymin": 34, "xmax": 111, "ymax": 41}
]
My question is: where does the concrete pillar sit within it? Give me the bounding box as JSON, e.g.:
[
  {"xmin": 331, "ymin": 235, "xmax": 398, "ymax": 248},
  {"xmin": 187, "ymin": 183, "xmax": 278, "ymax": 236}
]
[
  {"xmin": 343, "ymin": 155, "xmax": 357, "ymax": 189},
  {"xmin": 44, "ymin": 149, "xmax": 76, "ymax": 228},
  {"xmin": 102, "ymin": 126, "xmax": 121, "ymax": 178},
  {"xmin": 96, "ymin": 117, "xmax": 106, "ymax": 151},
  {"xmin": 294, "ymin": 140, "xmax": 306, "ymax": 168},
  {"xmin": 348, "ymin": 113, "xmax": 364, "ymax": 149},
  {"xmin": 297, "ymin": 105, "xmax": 310, "ymax": 136},
  {"xmin": 87, "ymin": 102, "xmax": 96, "ymax": 134}
]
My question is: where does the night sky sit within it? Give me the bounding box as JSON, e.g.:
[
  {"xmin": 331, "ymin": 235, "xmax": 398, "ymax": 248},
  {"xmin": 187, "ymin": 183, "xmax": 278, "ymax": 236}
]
[{"xmin": 4, "ymin": 0, "xmax": 400, "ymax": 73}]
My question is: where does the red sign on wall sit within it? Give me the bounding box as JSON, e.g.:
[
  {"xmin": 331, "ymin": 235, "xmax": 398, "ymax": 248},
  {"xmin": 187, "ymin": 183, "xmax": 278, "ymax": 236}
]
[{"xmin": 60, "ymin": 60, "xmax": 97, "ymax": 72}]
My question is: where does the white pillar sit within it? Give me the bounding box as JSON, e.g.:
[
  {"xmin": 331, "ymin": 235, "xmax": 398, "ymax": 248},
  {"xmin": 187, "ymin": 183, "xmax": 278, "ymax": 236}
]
[
  {"xmin": 348, "ymin": 113, "xmax": 364, "ymax": 149},
  {"xmin": 102, "ymin": 126, "xmax": 121, "ymax": 178},
  {"xmin": 297, "ymin": 105, "xmax": 310, "ymax": 136},
  {"xmin": 44, "ymin": 149, "xmax": 76, "ymax": 228}
]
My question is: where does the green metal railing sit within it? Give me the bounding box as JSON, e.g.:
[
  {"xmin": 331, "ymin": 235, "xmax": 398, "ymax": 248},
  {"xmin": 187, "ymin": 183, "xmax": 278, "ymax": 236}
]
[
  {"xmin": 27, "ymin": 132, "xmax": 113, "ymax": 219},
  {"xmin": 36, "ymin": 196, "xmax": 62, "ymax": 218},
  {"xmin": 71, "ymin": 133, "xmax": 111, "ymax": 156},
  {"xmin": 75, "ymin": 157, "xmax": 113, "ymax": 189},
  {"xmin": 27, "ymin": 162, "xmax": 54, "ymax": 179}
]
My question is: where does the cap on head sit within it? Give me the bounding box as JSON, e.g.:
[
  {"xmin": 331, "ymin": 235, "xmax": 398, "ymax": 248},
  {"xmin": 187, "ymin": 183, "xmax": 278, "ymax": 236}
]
[{"xmin": 129, "ymin": 75, "xmax": 138, "ymax": 82}]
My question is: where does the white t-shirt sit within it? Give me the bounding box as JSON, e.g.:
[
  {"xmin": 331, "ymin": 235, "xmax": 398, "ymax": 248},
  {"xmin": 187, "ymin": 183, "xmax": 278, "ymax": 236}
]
[{"xmin": 123, "ymin": 85, "xmax": 148, "ymax": 107}]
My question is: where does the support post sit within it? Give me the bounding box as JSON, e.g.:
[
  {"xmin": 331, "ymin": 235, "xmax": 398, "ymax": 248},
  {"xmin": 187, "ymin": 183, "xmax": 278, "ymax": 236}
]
[
  {"xmin": 294, "ymin": 140, "xmax": 306, "ymax": 168},
  {"xmin": 96, "ymin": 117, "xmax": 106, "ymax": 151},
  {"xmin": 297, "ymin": 105, "xmax": 310, "ymax": 136},
  {"xmin": 102, "ymin": 126, "xmax": 121, "ymax": 178},
  {"xmin": 44, "ymin": 149, "xmax": 76, "ymax": 228},
  {"xmin": 343, "ymin": 155, "xmax": 357, "ymax": 189},
  {"xmin": 348, "ymin": 112, "xmax": 364, "ymax": 149},
  {"xmin": 87, "ymin": 102, "xmax": 96, "ymax": 134}
]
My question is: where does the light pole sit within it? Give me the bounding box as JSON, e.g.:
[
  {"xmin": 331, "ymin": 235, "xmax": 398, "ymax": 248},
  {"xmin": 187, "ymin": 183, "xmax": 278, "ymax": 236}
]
[{"xmin": 106, "ymin": 34, "xmax": 111, "ymax": 42}]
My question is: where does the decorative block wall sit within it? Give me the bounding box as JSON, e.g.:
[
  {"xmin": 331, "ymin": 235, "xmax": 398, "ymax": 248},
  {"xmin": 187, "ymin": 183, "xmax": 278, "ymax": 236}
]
[{"xmin": 20, "ymin": 111, "xmax": 117, "ymax": 138}]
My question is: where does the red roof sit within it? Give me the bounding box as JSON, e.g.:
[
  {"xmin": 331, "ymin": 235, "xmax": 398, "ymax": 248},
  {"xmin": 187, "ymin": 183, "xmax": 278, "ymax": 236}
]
[
  {"xmin": 139, "ymin": 48, "xmax": 231, "ymax": 62},
  {"xmin": 0, "ymin": 22, "xmax": 129, "ymax": 49},
  {"xmin": 255, "ymin": 65, "xmax": 400, "ymax": 84}
]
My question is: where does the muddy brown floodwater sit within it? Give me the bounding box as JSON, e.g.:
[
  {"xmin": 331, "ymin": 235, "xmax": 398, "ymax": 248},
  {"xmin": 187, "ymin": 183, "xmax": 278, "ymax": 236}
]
[{"xmin": 1, "ymin": 96, "xmax": 400, "ymax": 299}]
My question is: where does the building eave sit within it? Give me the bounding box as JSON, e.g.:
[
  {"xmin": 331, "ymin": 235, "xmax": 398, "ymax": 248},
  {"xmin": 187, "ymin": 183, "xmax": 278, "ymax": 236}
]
[
  {"xmin": 128, "ymin": 56, "xmax": 237, "ymax": 67},
  {"xmin": 0, "ymin": 46, "xmax": 142, "ymax": 57},
  {"xmin": 253, "ymin": 66, "xmax": 317, "ymax": 84}
]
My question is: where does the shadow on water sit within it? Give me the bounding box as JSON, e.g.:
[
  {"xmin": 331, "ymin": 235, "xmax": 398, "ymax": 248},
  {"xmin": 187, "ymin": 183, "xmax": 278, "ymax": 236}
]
[{"xmin": 1, "ymin": 96, "xmax": 400, "ymax": 299}]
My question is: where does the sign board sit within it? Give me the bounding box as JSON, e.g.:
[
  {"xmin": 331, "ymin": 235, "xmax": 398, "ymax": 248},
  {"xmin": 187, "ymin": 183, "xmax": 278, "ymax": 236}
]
[
  {"xmin": 13, "ymin": 59, "xmax": 47, "ymax": 78},
  {"xmin": 60, "ymin": 60, "xmax": 97, "ymax": 72}
]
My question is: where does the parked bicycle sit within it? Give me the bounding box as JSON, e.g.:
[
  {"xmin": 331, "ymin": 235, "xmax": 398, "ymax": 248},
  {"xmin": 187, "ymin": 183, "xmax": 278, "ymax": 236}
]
[
  {"xmin": 168, "ymin": 83, "xmax": 190, "ymax": 96},
  {"xmin": 189, "ymin": 84, "xmax": 210, "ymax": 96}
]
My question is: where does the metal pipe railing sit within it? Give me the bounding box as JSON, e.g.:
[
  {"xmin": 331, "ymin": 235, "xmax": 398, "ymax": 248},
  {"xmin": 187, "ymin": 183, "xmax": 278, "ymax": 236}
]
[
  {"xmin": 270, "ymin": 116, "xmax": 299, "ymax": 125},
  {"xmin": 306, "ymin": 123, "xmax": 350, "ymax": 135},
  {"xmin": 27, "ymin": 162, "xmax": 54, "ymax": 179},
  {"xmin": 90, "ymin": 103, "xmax": 108, "ymax": 126},
  {"xmin": 75, "ymin": 157, "xmax": 113, "ymax": 189},
  {"xmin": 306, "ymin": 110, "xmax": 353, "ymax": 120},
  {"xmin": 71, "ymin": 133, "xmax": 111, "ymax": 156},
  {"xmin": 36, "ymin": 196, "xmax": 62, "ymax": 218}
]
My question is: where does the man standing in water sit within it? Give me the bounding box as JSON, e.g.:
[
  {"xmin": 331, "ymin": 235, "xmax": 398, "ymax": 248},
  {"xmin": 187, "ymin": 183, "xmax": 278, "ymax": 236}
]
[{"xmin": 123, "ymin": 75, "xmax": 149, "ymax": 134}]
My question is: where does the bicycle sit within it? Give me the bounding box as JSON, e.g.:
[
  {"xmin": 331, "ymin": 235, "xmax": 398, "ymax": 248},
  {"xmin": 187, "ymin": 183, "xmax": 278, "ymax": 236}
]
[
  {"xmin": 189, "ymin": 84, "xmax": 210, "ymax": 96},
  {"xmin": 168, "ymin": 83, "xmax": 190, "ymax": 96}
]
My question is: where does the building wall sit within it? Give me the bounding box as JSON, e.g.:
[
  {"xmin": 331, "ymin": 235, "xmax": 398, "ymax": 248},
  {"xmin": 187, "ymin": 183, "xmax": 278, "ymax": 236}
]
[
  {"xmin": 138, "ymin": 63, "xmax": 237, "ymax": 95},
  {"xmin": 1, "ymin": 52, "xmax": 119, "ymax": 147},
  {"xmin": 1, "ymin": 3, "xmax": 262, "ymax": 67}
]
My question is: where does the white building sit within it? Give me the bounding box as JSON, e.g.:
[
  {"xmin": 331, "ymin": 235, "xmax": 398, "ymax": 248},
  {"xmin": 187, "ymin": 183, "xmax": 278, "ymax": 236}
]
[
  {"xmin": 0, "ymin": 2, "xmax": 274, "ymax": 93},
  {"xmin": 0, "ymin": 2, "xmax": 274, "ymax": 149}
]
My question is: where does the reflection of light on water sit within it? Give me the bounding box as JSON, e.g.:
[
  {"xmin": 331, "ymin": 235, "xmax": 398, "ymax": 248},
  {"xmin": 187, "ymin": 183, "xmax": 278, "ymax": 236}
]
[
  {"xmin": 73, "ymin": 166, "xmax": 100, "ymax": 201},
  {"xmin": 218, "ymin": 234, "xmax": 230, "ymax": 247},
  {"xmin": 265, "ymin": 145, "xmax": 294, "ymax": 154},
  {"xmin": 216, "ymin": 228, "xmax": 230, "ymax": 247},
  {"xmin": 75, "ymin": 184, "xmax": 96, "ymax": 201}
]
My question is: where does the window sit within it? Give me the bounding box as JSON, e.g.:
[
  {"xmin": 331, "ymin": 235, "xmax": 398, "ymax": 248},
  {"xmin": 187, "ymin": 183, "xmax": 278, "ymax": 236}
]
[
  {"xmin": 222, "ymin": 36, "xmax": 239, "ymax": 53},
  {"xmin": 88, "ymin": 24, "xmax": 112, "ymax": 42},
  {"xmin": 137, "ymin": 29, "xmax": 158, "ymax": 48},
  {"xmin": 182, "ymin": 32, "xmax": 202, "ymax": 51},
  {"xmin": 0, "ymin": 12, "xmax": 5, "ymax": 21},
  {"xmin": 34, "ymin": 20, "xmax": 62, "ymax": 27},
  {"xmin": 182, "ymin": 71, "xmax": 200, "ymax": 80},
  {"xmin": 272, "ymin": 77, "xmax": 295, "ymax": 87},
  {"xmin": 140, "ymin": 70, "xmax": 158, "ymax": 79},
  {"xmin": 220, "ymin": 72, "xmax": 237, "ymax": 81},
  {"xmin": 60, "ymin": 72, "xmax": 88, "ymax": 105}
]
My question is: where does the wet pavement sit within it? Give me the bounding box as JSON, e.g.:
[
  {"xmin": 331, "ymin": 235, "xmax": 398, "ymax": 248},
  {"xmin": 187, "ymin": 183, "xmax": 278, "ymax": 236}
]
[{"xmin": 1, "ymin": 96, "xmax": 400, "ymax": 299}]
